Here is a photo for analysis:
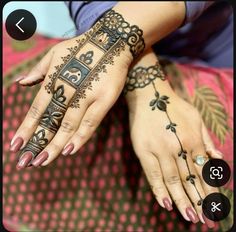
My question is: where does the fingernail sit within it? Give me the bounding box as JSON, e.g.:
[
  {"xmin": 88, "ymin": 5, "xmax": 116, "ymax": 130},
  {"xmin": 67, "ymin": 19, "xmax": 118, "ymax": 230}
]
[
  {"xmin": 163, "ymin": 198, "xmax": 173, "ymax": 211},
  {"xmin": 62, "ymin": 143, "xmax": 74, "ymax": 156},
  {"xmin": 186, "ymin": 207, "xmax": 199, "ymax": 223},
  {"xmin": 215, "ymin": 149, "xmax": 224, "ymax": 158},
  {"xmin": 15, "ymin": 76, "xmax": 26, "ymax": 82},
  {"xmin": 202, "ymin": 213, "xmax": 215, "ymax": 228},
  {"xmin": 17, "ymin": 152, "xmax": 33, "ymax": 169},
  {"xmin": 10, "ymin": 137, "xmax": 24, "ymax": 152},
  {"xmin": 207, "ymin": 148, "xmax": 223, "ymax": 159},
  {"xmin": 31, "ymin": 151, "xmax": 49, "ymax": 167},
  {"xmin": 199, "ymin": 213, "xmax": 206, "ymax": 224}
]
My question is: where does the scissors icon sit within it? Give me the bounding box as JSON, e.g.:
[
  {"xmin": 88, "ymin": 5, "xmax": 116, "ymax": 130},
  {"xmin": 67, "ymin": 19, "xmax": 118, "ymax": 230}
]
[{"xmin": 211, "ymin": 202, "xmax": 221, "ymax": 212}]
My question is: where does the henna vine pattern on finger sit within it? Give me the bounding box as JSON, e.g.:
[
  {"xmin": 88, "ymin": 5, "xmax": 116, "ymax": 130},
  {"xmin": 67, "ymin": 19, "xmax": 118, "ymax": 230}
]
[
  {"xmin": 39, "ymin": 85, "xmax": 67, "ymax": 133},
  {"xmin": 18, "ymin": 86, "xmax": 67, "ymax": 161},
  {"xmin": 126, "ymin": 62, "xmax": 203, "ymax": 206}
]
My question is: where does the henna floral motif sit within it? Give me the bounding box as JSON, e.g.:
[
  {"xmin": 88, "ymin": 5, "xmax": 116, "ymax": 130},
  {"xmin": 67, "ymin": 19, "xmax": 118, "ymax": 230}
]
[
  {"xmin": 101, "ymin": 10, "xmax": 145, "ymax": 57},
  {"xmin": 40, "ymin": 85, "xmax": 67, "ymax": 133},
  {"xmin": 79, "ymin": 51, "xmax": 94, "ymax": 65},
  {"xmin": 20, "ymin": 129, "xmax": 49, "ymax": 159},
  {"xmin": 126, "ymin": 63, "xmax": 204, "ymax": 206}
]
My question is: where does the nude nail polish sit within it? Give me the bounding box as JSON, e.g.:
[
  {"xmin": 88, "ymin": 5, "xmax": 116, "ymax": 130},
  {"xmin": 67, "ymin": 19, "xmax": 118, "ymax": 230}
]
[
  {"xmin": 32, "ymin": 151, "xmax": 49, "ymax": 167},
  {"xmin": 10, "ymin": 137, "xmax": 24, "ymax": 152},
  {"xmin": 215, "ymin": 149, "xmax": 224, "ymax": 158},
  {"xmin": 163, "ymin": 198, "xmax": 173, "ymax": 211},
  {"xmin": 17, "ymin": 152, "xmax": 33, "ymax": 169},
  {"xmin": 62, "ymin": 144, "xmax": 74, "ymax": 156},
  {"xmin": 186, "ymin": 207, "xmax": 199, "ymax": 223},
  {"xmin": 202, "ymin": 213, "xmax": 215, "ymax": 228},
  {"xmin": 15, "ymin": 76, "xmax": 26, "ymax": 82}
]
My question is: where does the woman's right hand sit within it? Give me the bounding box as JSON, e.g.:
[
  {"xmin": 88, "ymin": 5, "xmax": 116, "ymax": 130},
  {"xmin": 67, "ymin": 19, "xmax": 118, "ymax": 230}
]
[{"xmin": 125, "ymin": 50, "xmax": 223, "ymax": 228}]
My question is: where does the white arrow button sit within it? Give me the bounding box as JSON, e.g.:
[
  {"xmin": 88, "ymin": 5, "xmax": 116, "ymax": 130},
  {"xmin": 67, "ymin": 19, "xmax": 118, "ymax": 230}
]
[{"xmin": 16, "ymin": 17, "xmax": 24, "ymax": 33}]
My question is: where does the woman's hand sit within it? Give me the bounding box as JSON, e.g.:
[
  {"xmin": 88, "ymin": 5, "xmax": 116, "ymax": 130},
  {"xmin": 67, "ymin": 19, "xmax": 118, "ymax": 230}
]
[
  {"xmin": 125, "ymin": 50, "xmax": 223, "ymax": 228},
  {"xmin": 10, "ymin": 10, "xmax": 145, "ymax": 168}
]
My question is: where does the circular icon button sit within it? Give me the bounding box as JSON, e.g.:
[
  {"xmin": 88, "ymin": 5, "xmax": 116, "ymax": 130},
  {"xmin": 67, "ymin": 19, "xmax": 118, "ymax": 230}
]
[
  {"xmin": 202, "ymin": 159, "xmax": 231, "ymax": 187},
  {"xmin": 202, "ymin": 193, "xmax": 231, "ymax": 221},
  {"xmin": 6, "ymin": 9, "xmax": 37, "ymax": 40}
]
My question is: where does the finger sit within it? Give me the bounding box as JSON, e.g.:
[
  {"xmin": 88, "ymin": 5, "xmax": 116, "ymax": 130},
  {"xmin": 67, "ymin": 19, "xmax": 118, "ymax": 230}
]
[
  {"xmin": 138, "ymin": 152, "xmax": 173, "ymax": 211},
  {"xmin": 16, "ymin": 81, "xmax": 76, "ymax": 168},
  {"xmin": 158, "ymin": 154, "xmax": 195, "ymax": 222},
  {"xmin": 64, "ymin": 97, "xmax": 115, "ymax": 155},
  {"xmin": 175, "ymin": 150, "xmax": 206, "ymax": 224},
  {"xmin": 191, "ymin": 147, "xmax": 217, "ymax": 228},
  {"xmin": 19, "ymin": 49, "xmax": 54, "ymax": 86},
  {"xmin": 201, "ymin": 120, "xmax": 223, "ymax": 159},
  {"xmin": 11, "ymin": 79, "xmax": 53, "ymax": 151},
  {"xmin": 34, "ymin": 103, "xmax": 88, "ymax": 166}
]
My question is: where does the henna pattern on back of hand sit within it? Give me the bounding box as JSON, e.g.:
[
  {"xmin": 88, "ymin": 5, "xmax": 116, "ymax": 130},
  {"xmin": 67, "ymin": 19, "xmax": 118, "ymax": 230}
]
[
  {"xmin": 125, "ymin": 62, "xmax": 203, "ymax": 206},
  {"xmin": 18, "ymin": 10, "xmax": 145, "ymax": 165}
]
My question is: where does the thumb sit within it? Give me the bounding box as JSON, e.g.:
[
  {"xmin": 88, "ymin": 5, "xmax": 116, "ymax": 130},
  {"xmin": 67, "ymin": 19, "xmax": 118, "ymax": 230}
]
[
  {"xmin": 201, "ymin": 119, "xmax": 223, "ymax": 159},
  {"xmin": 18, "ymin": 49, "xmax": 54, "ymax": 86}
]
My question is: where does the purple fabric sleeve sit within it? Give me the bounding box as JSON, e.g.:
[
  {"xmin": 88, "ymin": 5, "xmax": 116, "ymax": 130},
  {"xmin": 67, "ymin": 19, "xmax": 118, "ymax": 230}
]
[
  {"xmin": 65, "ymin": 1, "xmax": 117, "ymax": 35},
  {"xmin": 184, "ymin": 1, "xmax": 214, "ymax": 23},
  {"xmin": 66, "ymin": 1, "xmax": 215, "ymax": 35}
]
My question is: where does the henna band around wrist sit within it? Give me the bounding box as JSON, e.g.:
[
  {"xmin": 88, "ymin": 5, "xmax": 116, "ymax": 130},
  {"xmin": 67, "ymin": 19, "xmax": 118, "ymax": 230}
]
[{"xmin": 98, "ymin": 10, "xmax": 145, "ymax": 58}]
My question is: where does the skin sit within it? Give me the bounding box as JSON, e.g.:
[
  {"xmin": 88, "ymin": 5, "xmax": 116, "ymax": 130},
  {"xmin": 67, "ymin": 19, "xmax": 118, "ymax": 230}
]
[
  {"xmin": 11, "ymin": 14, "xmax": 136, "ymax": 166},
  {"xmin": 10, "ymin": 3, "xmax": 223, "ymax": 227},
  {"xmin": 125, "ymin": 49, "xmax": 222, "ymax": 227},
  {"xmin": 12, "ymin": 1, "xmax": 187, "ymax": 167}
]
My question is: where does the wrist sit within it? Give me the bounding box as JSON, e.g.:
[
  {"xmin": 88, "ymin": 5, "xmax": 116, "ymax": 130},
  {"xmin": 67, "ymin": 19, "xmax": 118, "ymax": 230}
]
[{"xmin": 91, "ymin": 9, "xmax": 145, "ymax": 61}]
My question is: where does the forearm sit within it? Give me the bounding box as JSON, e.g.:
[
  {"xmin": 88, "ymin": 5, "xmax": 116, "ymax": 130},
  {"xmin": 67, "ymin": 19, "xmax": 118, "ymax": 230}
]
[{"xmin": 113, "ymin": 2, "xmax": 186, "ymax": 48}]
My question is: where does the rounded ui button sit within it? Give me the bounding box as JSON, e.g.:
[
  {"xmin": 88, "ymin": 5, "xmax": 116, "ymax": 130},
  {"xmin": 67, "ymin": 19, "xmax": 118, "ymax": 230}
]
[
  {"xmin": 5, "ymin": 9, "xmax": 37, "ymax": 41},
  {"xmin": 202, "ymin": 193, "xmax": 231, "ymax": 221}
]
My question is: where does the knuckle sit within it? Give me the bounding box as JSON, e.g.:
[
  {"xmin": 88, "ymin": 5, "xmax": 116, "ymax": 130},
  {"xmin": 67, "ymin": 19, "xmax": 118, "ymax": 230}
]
[
  {"xmin": 81, "ymin": 118, "xmax": 95, "ymax": 128},
  {"xmin": 49, "ymin": 142, "xmax": 61, "ymax": 152},
  {"xmin": 75, "ymin": 130, "xmax": 86, "ymax": 140},
  {"xmin": 151, "ymin": 184, "xmax": 165, "ymax": 196},
  {"xmin": 28, "ymin": 105, "xmax": 41, "ymax": 120},
  {"xmin": 60, "ymin": 121, "xmax": 76, "ymax": 133},
  {"xmin": 149, "ymin": 170, "xmax": 162, "ymax": 181},
  {"xmin": 165, "ymin": 175, "xmax": 181, "ymax": 186},
  {"xmin": 173, "ymin": 197, "xmax": 187, "ymax": 206}
]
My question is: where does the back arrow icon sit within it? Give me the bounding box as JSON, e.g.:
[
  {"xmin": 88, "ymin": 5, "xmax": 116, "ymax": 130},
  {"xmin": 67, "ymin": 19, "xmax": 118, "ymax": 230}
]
[{"xmin": 16, "ymin": 17, "xmax": 24, "ymax": 33}]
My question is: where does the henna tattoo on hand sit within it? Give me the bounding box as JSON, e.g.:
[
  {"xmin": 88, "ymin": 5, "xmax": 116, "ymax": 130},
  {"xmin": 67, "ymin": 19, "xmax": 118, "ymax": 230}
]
[
  {"xmin": 45, "ymin": 9, "xmax": 145, "ymax": 108},
  {"xmin": 20, "ymin": 129, "xmax": 48, "ymax": 159},
  {"xmin": 19, "ymin": 85, "xmax": 67, "ymax": 162},
  {"xmin": 126, "ymin": 62, "xmax": 203, "ymax": 206},
  {"xmin": 39, "ymin": 85, "xmax": 67, "ymax": 133},
  {"xmin": 18, "ymin": 10, "xmax": 145, "ymax": 165},
  {"xmin": 79, "ymin": 51, "xmax": 94, "ymax": 65}
]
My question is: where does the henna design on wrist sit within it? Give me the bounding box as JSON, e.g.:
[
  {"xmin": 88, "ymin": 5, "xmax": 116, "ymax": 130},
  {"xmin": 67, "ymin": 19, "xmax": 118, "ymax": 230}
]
[{"xmin": 126, "ymin": 62, "xmax": 203, "ymax": 206}]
